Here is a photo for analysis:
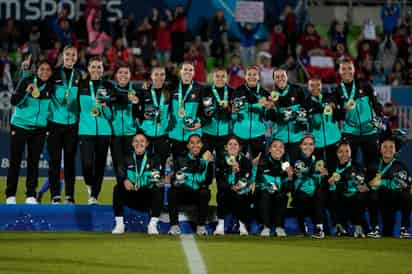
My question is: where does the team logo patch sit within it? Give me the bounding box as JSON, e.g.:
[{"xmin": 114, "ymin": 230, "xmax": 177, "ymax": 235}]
[
  {"xmin": 359, "ymin": 89, "xmax": 363, "ymax": 94},
  {"xmin": 11, "ymin": 130, "xmax": 15, "ymax": 136},
  {"xmin": 191, "ymin": 94, "xmax": 196, "ymax": 99}
]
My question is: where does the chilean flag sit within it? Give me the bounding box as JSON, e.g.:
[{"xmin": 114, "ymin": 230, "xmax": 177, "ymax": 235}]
[{"xmin": 302, "ymin": 55, "xmax": 336, "ymax": 83}]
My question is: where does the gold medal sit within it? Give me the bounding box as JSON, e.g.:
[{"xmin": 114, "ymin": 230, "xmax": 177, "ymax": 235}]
[
  {"xmin": 346, "ymin": 99, "xmax": 356, "ymax": 110},
  {"xmin": 258, "ymin": 97, "xmax": 266, "ymax": 106},
  {"xmin": 332, "ymin": 172, "xmax": 341, "ymax": 182},
  {"xmin": 128, "ymin": 90, "xmax": 136, "ymax": 101},
  {"xmin": 270, "ymin": 91, "xmax": 279, "ymax": 102},
  {"xmin": 134, "ymin": 181, "xmax": 140, "ymax": 191},
  {"xmin": 178, "ymin": 107, "xmax": 185, "ymax": 118},
  {"xmin": 91, "ymin": 107, "xmax": 100, "ymax": 117},
  {"xmin": 226, "ymin": 155, "xmax": 236, "ymax": 166},
  {"xmin": 324, "ymin": 104, "xmax": 333, "ymax": 115},
  {"xmin": 315, "ymin": 160, "xmax": 325, "ymax": 172},
  {"xmin": 31, "ymin": 86, "xmax": 40, "ymax": 98},
  {"xmin": 220, "ymin": 100, "xmax": 228, "ymax": 108},
  {"xmin": 202, "ymin": 150, "xmax": 213, "ymax": 162}
]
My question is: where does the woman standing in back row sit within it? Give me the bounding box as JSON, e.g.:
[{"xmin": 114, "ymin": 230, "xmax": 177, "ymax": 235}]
[{"xmin": 48, "ymin": 46, "xmax": 83, "ymax": 204}]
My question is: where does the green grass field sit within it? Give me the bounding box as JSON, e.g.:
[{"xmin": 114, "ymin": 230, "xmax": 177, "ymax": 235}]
[
  {"xmin": 0, "ymin": 178, "xmax": 218, "ymax": 206},
  {"xmin": 0, "ymin": 232, "xmax": 411, "ymax": 274}
]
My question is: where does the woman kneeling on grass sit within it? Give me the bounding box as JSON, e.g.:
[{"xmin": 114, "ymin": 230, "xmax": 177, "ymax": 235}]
[
  {"xmin": 214, "ymin": 136, "xmax": 254, "ymax": 236},
  {"xmin": 256, "ymin": 139, "xmax": 293, "ymax": 237},
  {"xmin": 167, "ymin": 134, "xmax": 214, "ymax": 236},
  {"xmin": 327, "ymin": 141, "xmax": 369, "ymax": 238},
  {"xmin": 112, "ymin": 133, "xmax": 165, "ymax": 234}
]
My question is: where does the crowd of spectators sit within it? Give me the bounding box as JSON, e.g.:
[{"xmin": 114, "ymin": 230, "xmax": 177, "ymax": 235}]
[{"xmin": 0, "ymin": 0, "xmax": 411, "ymax": 91}]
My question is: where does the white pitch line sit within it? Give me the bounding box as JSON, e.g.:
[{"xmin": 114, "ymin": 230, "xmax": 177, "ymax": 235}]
[{"xmin": 180, "ymin": 234, "xmax": 207, "ymax": 274}]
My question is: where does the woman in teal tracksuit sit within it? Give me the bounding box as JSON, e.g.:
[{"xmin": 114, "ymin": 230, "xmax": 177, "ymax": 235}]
[
  {"xmin": 256, "ymin": 139, "xmax": 293, "ymax": 237},
  {"xmin": 326, "ymin": 141, "xmax": 369, "ymax": 238},
  {"xmin": 201, "ymin": 68, "xmax": 233, "ymax": 159},
  {"xmin": 78, "ymin": 57, "xmax": 113, "ymax": 204},
  {"xmin": 48, "ymin": 46, "xmax": 83, "ymax": 204},
  {"xmin": 214, "ymin": 136, "xmax": 253, "ymax": 236},
  {"xmin": 268, "ymin": 69, "xmax": 307, "ymax": 163},
  {"xmin": 368, "ymin": 137, "xmax": 411, "ymax": 238},
  {"xmin": 305, "ymin": 77, "xmax": 341, "ymax": 172},
  {"xmin": 292, "ymin": 134, "xmax": 329, "ymax": 238},
  {"xmin": 231, "ymin": 65, "xmax": 270, "ymax": 159},
  {"xmin": 334, "ymin": 59, "xmax": 382, "ymax": 180},
  {"xmin": 168, "ymin": 62, "xmax": 203, "ymax": 158},
  {"xmin": 109, "ymin": 64, "xmax": 141, "ymax": 186},
  {"xmin": 139, "ymin": 66, "xmax": 170, "ymax": 164},
  {"xmin": 6, "ymin": 60, "xmax": 54, "ymax": 204}
]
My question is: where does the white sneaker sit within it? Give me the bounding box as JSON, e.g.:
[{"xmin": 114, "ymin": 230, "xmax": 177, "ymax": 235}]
[
  {"xmin": 147, "ymin": 222, "xmax": 159, "ymax": 235},
  {"xmin": 6, "ymin": 196, "xmax": 16, "ymax": 205},
  {"xmin": 213, "ymin": 222, "xmax": 225, "ymax": 236},
  {"xmin": 86, "ymin": 184, "xmax": 92, "ymax": 198},
  {"xmin": 196, "ymin": 225, "xmax": 208, "ymax": 236},
  {"xmin": 260, "ymin": 227, "xmax": 271, "ymax": 237},
  {"xmin": 354, "ymin": 225, "xmax": 365, "ymax": 238},
  {"xmin": 238, "ymin": 221, "xmax": 248, "ymax": 236},
  {"xmin": 25, "ymin": 197, "xmax": 38, "ymax": 205},
  {"xmin": 88, "ymin": 197, "xmax": 98, "ymax": 205},
  {"xmin": 112, "ymin": 222, "xmax": 125, "ymax": 234},
  {"xmin": 168, "ymin": 225, "xmax": 181, "ymax": 235},
  {"xmin": 275, "ymin": 227, "xmax": 287, "ymax": 237}
]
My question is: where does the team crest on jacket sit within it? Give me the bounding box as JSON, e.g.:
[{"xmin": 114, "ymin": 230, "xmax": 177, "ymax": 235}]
[
  {"xmin": 291, "ymin": 97, "xmax": 295, "ymax": 103},
  {"xmin": 359, "ymin": 89, "xmax": 363, "ymax": 94},
  {"xmin": 191, "ymin": 94, "xmax": 196, "ymax": 99}
]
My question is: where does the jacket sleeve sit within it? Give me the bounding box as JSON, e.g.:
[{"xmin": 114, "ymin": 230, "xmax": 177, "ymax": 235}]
[{"xmin": 11, "ymin": 78, "xmax": 30, "ymax": 107}]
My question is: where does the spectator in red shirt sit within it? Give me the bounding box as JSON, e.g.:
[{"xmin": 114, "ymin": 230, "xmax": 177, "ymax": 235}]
[
  {"xmin": 170, "ymin": 0, "xmax": 192, "ymax": 63},
  {"xmin": 298, "ymin": 23, "xmax": 321, "ymax": 56},
  {"xmin": 47, "ymin": 40, "xmax": 62, "ymax": 67},
  {"xmin": 156, "ymin": 19, "xmax": 172, "ymax": 65},
  {"xmin": 227, "ymin": 54, "xmax": 245, "ymax": 88},
  {"xmin": 184, "ymin": 45, "xmax": 206, "ymax": 83},
  {"xmin": 281, "ymin": 5, "xmax": 297, "ymax": 56},
  {"xmin": 130, "ymin": 55, "xmax": 148, "ymax": 81},
  {"xmin": 269, "ymin": 23, "xmax": 287, "ymax": 67},
  {"xmin": 107, "ymin": 37, "xmax": 129, "ymax": 70}
]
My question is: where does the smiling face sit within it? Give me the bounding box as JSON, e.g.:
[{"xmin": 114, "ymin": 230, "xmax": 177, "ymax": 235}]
[
  {"xmin": 37, "ymin": 63, "xmax": 52, "ymax": 82},
  {"xmin": 274, "ymin": 69, "xmax": 288, "ymax": 90},
  {"xmin": 225, "ymin": 138, "xmax": 241, "ymax": 156},
  {"xmin": 88, "ymin": 60, "xmax": 104, "ymax": 80},
  {"xmin": 270, "ymin": 140, "xmax": 285, "ymax": 160},
  {"xmin": 337, "ymin": 144, "xmax": 351, "ymax": 164},
  {"xmin": 187, "ymin": 135, "xmax": 203, "ymax": 157},
  {"xmin": 380, "ymin": 140, "xmax": 396, "ymax": 162},
  {"xmin": 213, "ymin": 70, "xmax": 227, "ymax": 88},
  {"xmin": 339, "ymin": 61, "xmax": 355, "ymax": 83},
  {"xmin": 300, "ymin": 136, "xmax": 315, "ymax": 158},
  {"xmin": 245, "ymin": 67, "xmax": 259, "ymax": 87},
  {"xmin": 308, "ymin": 79, "xmax": 322, "ymax": 97},
  {"xmin": 151, "ymin": 67, "xmax": 166, "ymax": 88},
  {"xmin": 115, "ymin": 67, "xmax": 131, "ymax": 87},
  {"xmin": 63, "ymin": 47, "xmax": 78, "ymax": 68},
  {"xmin": 180, "ymin": 63, "xmax": 195, "ymax": 84},
  {"xmin": 132, "ymin": 134, "xmax": 149, "ymax": 155}
]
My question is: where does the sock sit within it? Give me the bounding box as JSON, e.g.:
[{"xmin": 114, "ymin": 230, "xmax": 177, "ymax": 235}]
[
  {"xmin": 115, "ymin": 216, "xmax": 124, "ymax": 225},
  {"xmin": 316, "ymin": 224, "xmax": 324, "ymax": 231},
  {"xmin": 150, "ymin": 217, "xmax": 159, "ymax": 225},
  {"xmin": 218, "ymin": 219, "xmax": 224, "ymax": 226}
]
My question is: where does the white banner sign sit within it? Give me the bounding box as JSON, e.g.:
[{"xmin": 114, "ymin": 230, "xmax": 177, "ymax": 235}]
[{"xmin": 235, "ymin": 1, "xmax": 264, "ymax": 23}]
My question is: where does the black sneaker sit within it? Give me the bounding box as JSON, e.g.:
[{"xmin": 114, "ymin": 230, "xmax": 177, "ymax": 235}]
[
  {"xmin": 36, "ymin": 192, "xmax": 43, "ymax": 204},
  {"xmin": 400, "ymin": 227, "xmax": 411, "ymax": 239}
]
